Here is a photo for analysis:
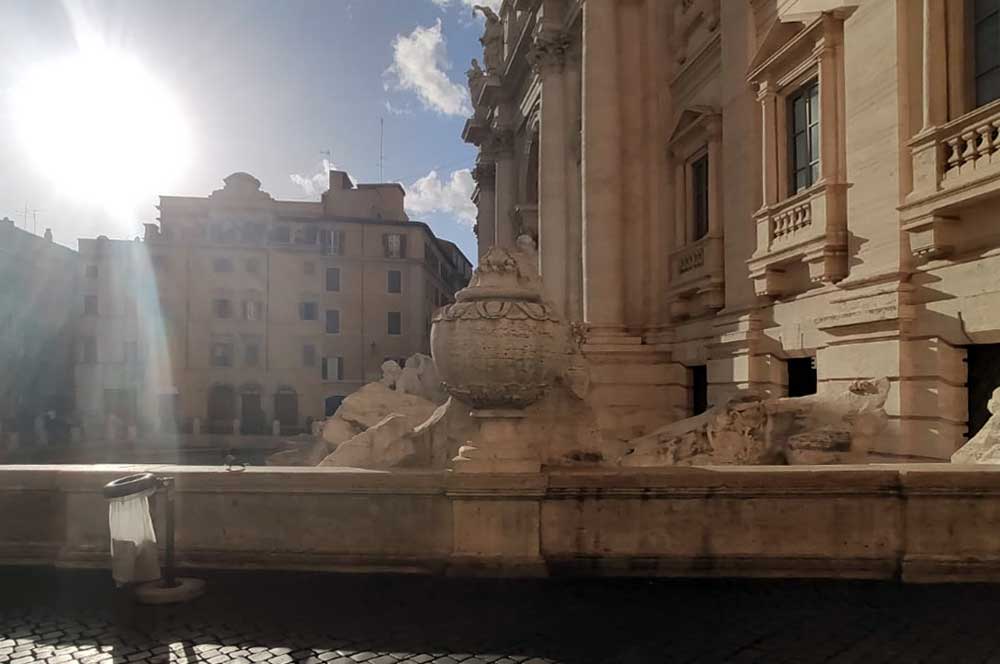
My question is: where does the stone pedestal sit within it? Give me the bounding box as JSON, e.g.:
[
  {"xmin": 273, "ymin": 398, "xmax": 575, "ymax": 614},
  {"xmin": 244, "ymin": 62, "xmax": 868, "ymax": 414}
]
[{"xmin": 453, "ymin": 410, "xmax": 539, "ymax": 473}]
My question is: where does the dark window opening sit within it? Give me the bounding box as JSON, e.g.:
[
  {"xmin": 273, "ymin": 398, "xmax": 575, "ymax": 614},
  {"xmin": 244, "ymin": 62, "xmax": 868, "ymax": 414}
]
[
  {"xmin": 788, "ymin": 80, "xmax": 820, "ymax": 194},
  {"xmin": 245, "ymin": 343, "xmax": 259, "ymax": 367},
  {"xmin": 383, "ymin": 233, "xmax": 407, "ymax": 258},
  {"xmin": 387, "ymin": 311, "xmax": 402, "ymax": 335},
  {"xmin": 213, "ymin": 299, "xmax": 233, "ymax": 319},
  {"xmin": 211, "ymin": 342, "xmax": 234, "ymax": 367},
  {"xmin": 691, "ymin": 154, "xmax": 710, "ymax": 240},
  {"xmin": 967, "ymin": 343, "xmax": 1000, "ymax": 437},
  {"xmin": 300, "ymin": 302, "xmax": 318, "ymax": 321},
  {"xmin": 83, "ymin": 295, "xmax": 98, "ymax": 316},
  {"xmin": 976, "ymin": 0, "xmax": 1000, "ymax": 107},
  {"xmin": 787, "ymin": 357, "xmax": 818, "ymax": 397},
  {"xmin": 691, "ymin": 365, "xmax": 708, "ymax": 416},
  {"xmin": 325, "ymin": 395, "xmax": 345, "ymax": 417},
  {"xmin": 387, "ymin": 269, "xmax": 402, "ymax": 293},
  {"xmin": 302, "ymin": 344, "xmax": 317, "ymax": 367}
]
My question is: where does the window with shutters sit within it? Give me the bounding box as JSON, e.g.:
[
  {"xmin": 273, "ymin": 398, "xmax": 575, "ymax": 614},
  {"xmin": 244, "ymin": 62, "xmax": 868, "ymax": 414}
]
[
  {"xmin": 387, "ymin": 270, "xmax": 402, "ymax": 293},
  {"xmin": 326, "ymin": 309, "xmax": 340, "ymax": 334},
  {"xmin": 384, "ymin": 232, "xmax": 407, "ymax": 258},
  {"xmin": 322, "ymin": 356, "xmax": 345, "ymax": 381},
  {"xmin": 299, "ymin": 302, "xmax": 318, "ymax": 321},
  {"xmin": 269, "ymin": 225, "xmax": 291, "ymax": 243},
  {"xmin": 302, "ymin": 344, "xmax": 317, "ymax": 367},
  {"xmin": 320, "ymin": 229, "xmax": 346, "ymax": 255},
  {"xmin": 243, "ymin": 300, "xmax": 263, "ymax": 321},
  {"xmin": 326, "ymin": 267, "xmax": 340, "ymax": 292},
  {"xmin": 387, "ymin": 311, "xmax": 401, "ymax": 335},
  {"xmin": 84, "ymin": 295, "xmax": 98, "ymax": 316}
]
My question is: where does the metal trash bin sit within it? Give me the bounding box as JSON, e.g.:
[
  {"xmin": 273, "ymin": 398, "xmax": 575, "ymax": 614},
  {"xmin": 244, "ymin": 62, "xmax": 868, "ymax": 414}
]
[{"xmin": 103, "ymin": 472, "xmax": 205, "ymax": 604}]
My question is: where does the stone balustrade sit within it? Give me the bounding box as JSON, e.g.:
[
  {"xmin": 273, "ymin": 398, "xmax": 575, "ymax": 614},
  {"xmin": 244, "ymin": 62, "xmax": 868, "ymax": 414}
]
[
  {"xmin": 771, "ymin": 198, "xmax": 812, "ymax": 241},
  {"xmin": 676, "ymin": 243, "xmax": 705, "ymax": 274},
  {"xmin": 940, "ymin": 104, "xmax": 1000, "ymax": 181},
  {"xmin": 4, "ymin": 463, "xmax": 1000, "ymax": 582},
  {"xmin": 902, "ymin": 100, "xmax": 1000, "ymax": 259}
]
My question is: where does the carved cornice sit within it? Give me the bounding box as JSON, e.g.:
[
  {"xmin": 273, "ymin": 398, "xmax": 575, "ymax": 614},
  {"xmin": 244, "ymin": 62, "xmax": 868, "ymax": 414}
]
[{"xmin": 481, "ymin": 128, "xmax": 514, "ymax": 159}]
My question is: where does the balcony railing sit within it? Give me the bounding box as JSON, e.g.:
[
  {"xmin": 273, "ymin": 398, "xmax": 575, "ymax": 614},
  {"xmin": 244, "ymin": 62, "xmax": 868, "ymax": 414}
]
[
  {"xmin": 902, "ymin": 99, "xmax": 1000, "ymax": 259},
  {"xmin": 667, "ymin": 236, "xmax": 723, "ymax": 318},
  {"xmin": 748, "ymin": 182, "xmax": 848, "ymax": 298}
]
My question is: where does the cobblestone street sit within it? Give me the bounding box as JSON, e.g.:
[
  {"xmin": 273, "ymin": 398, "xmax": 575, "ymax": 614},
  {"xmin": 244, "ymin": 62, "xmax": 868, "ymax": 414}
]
[{"xmin": 3, "ymin": 568, "xmax": 1000, "ymax": 664}]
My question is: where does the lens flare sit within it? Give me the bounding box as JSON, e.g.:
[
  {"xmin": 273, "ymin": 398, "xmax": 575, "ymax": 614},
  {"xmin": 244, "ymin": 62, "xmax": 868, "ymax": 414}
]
[{"xmin": 10, "ymin": 47, "xmax": 191, "ymax": 222}]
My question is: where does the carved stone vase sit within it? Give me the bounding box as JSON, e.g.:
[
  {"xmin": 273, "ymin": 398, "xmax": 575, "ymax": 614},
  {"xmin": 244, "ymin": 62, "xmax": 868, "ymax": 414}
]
[{"xmin": 431, "ymin": 245, "xmax": 565, "ymax": 472}]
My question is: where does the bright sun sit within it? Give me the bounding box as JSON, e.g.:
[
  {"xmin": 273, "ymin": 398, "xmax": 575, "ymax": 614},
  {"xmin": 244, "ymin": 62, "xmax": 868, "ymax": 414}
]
[{"xmin": 11, "ymin": 48, "xmax": 191, "ymax": 220}]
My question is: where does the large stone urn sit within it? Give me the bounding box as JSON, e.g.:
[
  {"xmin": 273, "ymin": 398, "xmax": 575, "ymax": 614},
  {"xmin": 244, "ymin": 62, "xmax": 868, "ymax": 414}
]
[{"xmin": 431, "ymin": 244, "xmax": 565, "ymax": 472}]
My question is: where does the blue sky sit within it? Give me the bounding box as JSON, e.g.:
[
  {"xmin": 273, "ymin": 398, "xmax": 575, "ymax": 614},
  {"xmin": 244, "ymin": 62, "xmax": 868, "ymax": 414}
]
[{"xmin": 0, "ymin": 0, "xmax": 495, "ymax": 262}]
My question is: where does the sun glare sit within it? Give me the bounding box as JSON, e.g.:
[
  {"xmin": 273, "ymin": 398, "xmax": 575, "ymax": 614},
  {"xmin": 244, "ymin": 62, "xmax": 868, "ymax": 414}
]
[{"xmin": 11, "ymin": 48, "xmax": 191, "ymax": 221}]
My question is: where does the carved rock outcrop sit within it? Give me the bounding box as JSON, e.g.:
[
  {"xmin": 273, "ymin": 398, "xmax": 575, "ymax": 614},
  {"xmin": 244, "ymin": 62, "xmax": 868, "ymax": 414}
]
[
  {"xmin": 318, "ymin": 414, "xmax": 416, "ymax": 469},
  {"xmin": 619, "ymin": 378, "xmax": 890, "ymax": 467}
]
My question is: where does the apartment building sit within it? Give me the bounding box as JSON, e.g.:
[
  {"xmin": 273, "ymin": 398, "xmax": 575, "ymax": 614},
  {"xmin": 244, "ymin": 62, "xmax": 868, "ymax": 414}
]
[{"xmin": 75, "ymin": 171, "xmax": 471, "ymax": 436}]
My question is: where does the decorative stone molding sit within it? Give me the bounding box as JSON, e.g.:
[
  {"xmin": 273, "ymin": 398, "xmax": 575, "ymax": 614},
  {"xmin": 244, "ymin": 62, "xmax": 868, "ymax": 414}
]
[
  {"xmin": 674, "ymin": 0, "xmax": 720, "ymax": 66},
  {"xmin": 481, "ymin": 128, "xmax": 515, "ymax": 160},
  {"xmin": 471, "ymin": 162, "xmax": 497, "ymax": 189},
  {"xmin": 431, "ymin": 244, "xmax": 567, "ymax": 472},
  {"xmin": 747, "ymin": 13, "xmax": 850, "ymax": 298},
  {"xmin": 665, "ymin": 106, "xmax": 725, "ymax": 319},
  {"xmin": 527, "ymin": 28, "xmax": 570, "ymax": 75}
]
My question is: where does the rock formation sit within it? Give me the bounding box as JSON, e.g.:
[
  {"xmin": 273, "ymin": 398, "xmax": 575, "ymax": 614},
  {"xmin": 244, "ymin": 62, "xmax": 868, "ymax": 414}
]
[
  {"xmin": 619, "ymin": 378, "xmax": 890, "ymax": 467},
  {"xmin": 952, "ymin": 387, "xmax": 1000, "ymax": 463},
  {"xmin": 267, "ymin": 353, "xmax": 453, "ymax": 469}
]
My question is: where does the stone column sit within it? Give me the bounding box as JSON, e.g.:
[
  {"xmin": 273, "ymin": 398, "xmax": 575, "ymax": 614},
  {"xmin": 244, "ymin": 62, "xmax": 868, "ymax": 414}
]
[
  {"xmin": 533, "ymin": 29, "xmax": 570, "ymax": 315},
  {"xmin": 564, "ymin": 40, "xmax": 584, "ymax": 323},
  {"xmin": 707, "ymin": 118, "xmax": 723, "ymax": 237},
  {"xmin": 472, "ymin": 162, "xmax": 497, "ymax": 258},
  {"xmin": 489, "ymin": 130, "xmax": 517, "ymax": 249},
  {"xmin": 758, "ymin": 83, "xmax": 779, "ymax": 207},
  {"xmin": 921, "ymin": 0, "xmax": 948, "ymax": 131},
  {"xmin": 581, "ymin": 0, "xmax": 625, "ymax": 334}
]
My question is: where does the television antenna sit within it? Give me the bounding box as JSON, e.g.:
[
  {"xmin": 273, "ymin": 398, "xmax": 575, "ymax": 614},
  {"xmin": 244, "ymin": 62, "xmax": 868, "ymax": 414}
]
[{"xmin": 378, "ymin": 117, "xmax": 384, "ymax": 182}]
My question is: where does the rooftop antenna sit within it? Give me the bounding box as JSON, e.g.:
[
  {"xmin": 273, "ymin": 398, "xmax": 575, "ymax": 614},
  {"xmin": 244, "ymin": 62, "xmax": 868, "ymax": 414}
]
[
  {"xmin": 31, "ymin": 209, "xmax": 42, "ymax": 235},
  {"xmin": 320, "ymin": 149, "xmax": 332, "ymax": 169},
  {"xmin": 379, "ymin": 117, "xmax": 384, "ymax": 182}
]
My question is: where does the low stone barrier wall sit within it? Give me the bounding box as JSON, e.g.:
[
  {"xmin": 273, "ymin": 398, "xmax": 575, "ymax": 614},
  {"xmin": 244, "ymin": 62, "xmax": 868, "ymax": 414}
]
[{"xmin": 2, "ymin": 464, "xmax": 1000, "ymax": 582}]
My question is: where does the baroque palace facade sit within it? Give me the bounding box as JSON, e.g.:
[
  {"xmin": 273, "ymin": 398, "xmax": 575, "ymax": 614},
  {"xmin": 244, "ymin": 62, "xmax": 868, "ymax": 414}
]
[
  {"xmin": 465, "ymin": 0, "xmax": 1000, "ymax": 460},
  {"xmin": 75, "ymin": 171, "xmax": 471, "ymax": 437}
]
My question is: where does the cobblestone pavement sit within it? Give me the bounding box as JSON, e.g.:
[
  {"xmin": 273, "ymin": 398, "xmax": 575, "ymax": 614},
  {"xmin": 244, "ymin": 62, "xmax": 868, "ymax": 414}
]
[{"xmin": 4, "ymin": 568, "xmax": 1000, "ymax": 664}]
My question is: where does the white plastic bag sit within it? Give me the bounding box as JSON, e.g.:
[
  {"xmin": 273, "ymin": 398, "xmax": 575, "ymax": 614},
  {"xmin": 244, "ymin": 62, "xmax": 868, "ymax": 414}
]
[{"xmin": 108, "ymin": 487, "xmax": 160, "ymax": 586}]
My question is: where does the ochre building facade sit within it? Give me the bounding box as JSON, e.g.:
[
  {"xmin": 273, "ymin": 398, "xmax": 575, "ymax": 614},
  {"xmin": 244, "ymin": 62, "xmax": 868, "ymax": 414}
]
[
  {"xmin": 465, "ymin": 0, "xmax": 1000, "ymax": 460},
  {"xmin": 75, "ymin": 171, "xmax": 471, "ymax": 437}
]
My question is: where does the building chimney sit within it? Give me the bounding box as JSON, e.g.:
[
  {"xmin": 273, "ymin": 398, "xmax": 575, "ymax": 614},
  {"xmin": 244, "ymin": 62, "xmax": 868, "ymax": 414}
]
[{"xmin": 44, "ymin": 228, "xmax": 53, "ymax": 242}]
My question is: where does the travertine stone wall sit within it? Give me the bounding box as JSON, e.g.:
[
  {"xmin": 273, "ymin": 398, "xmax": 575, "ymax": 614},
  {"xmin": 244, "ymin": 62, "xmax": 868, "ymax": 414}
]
[
  {"xmin": 465, "ymin": 0, "xmax": 1000, "ymax": 460},
  {"xmin": 6, "ymin": 464, "xmax": 1000, "ymax": 581}
]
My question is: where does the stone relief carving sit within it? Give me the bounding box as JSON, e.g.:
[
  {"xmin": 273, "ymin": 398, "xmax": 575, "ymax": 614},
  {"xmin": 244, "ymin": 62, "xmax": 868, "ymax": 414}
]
[
  {"xmin": 619, "ymin": 378, "xmax": 891, "ymax": 467},
  {"xmin": 953, "ymin": 387, "xmax": 1000, "ymax": 463},
  {"xmin": 527, "ymin": 28, "xmax": 570, "ymax": 74}
]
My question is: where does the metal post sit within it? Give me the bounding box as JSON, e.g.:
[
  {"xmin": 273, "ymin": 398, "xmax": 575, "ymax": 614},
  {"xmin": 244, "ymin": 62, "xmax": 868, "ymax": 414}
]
[{"xmin": 161, "ymin": 477, "xmax": 177, "ymax": 588}]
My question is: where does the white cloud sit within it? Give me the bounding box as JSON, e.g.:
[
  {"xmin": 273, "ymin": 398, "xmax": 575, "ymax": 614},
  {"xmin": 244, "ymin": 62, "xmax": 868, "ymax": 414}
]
[
  {"xmin": 386, "ymin": 20, "xmax": 471, "ymax": 117},
  {"xmin": 405, "ymin": 168, "xmax": 476, "ymax": 227},
  {"xmin": 289, "ymin": 158, "xmax": 350, "ymax": 198},
  {"xmin": 431, "ymin": 0, "xmax": 502, "ymax": 12}
]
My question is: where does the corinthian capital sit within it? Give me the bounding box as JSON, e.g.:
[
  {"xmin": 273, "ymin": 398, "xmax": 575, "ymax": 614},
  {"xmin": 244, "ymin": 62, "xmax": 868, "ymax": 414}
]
[
  {"xmin": 527, "ymin": 28, "xmax": 571, "ymax": 75},
  {"xmin": 472, "ymin": 161, "xmax": 496, "ymax": 188},
  {"xmin": 481, "ymin": 128, "xmax": 514, "ymax": 159}
]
